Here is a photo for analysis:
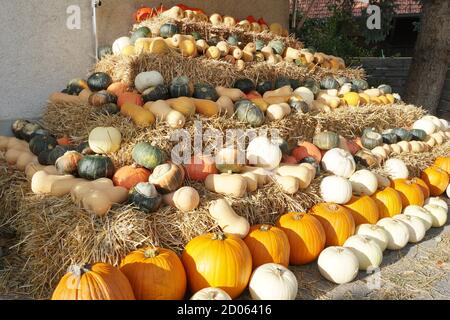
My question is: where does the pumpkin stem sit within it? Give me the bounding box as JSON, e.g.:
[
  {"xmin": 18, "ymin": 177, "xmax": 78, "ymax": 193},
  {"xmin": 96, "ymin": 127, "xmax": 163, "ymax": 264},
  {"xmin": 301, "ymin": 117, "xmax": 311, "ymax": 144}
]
[
  {"xmin": 144, "ymin": 247, "xmax": 160, "ymax": 258},
  {"xmin": 260, "ymin": 224, "xmax": 271, "ymax": 232},
  {"xmin": 68, "ymin": 264, "xmax": 91, "ymax": 277},
  {"xmin": 212, "ymin": 232, "xmax": 226, "ymax": 241},
  {"xmin": 328, "ymin": 204, "xmax": 339, "ymax": 211},
  {"xmin": 275, "ymin": 267, "xmax": 285, "ymax": 277},
  {"xmin": 293, "ymin": 213, "xmax": 304, "ymax": 221}
]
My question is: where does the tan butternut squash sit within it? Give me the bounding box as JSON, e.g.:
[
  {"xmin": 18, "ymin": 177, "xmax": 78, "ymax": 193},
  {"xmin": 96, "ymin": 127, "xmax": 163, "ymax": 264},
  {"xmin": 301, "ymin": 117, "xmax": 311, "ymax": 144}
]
[
  {"xmin": 168, "ymin": 97, "xmax": 196, "ymax": 117},
  {"xmin": 144, "ymin": 100, "xmax": 172, "ymax": 121},
  {"xmin": 276, "ymin": 164, "xmax": 313, "ymax": 189},
  {"xmin": 263, "ymin": 86, "xmax": 293, "ymax": 100},
  {"xmin": 317, "ymin": 93, "xmax": 341, "ymax": 109},
  {"xmin": 79, "ymin": 88, "xmax": 93, "ymax": 102},
  {"xmin": 31, "ymin": 171, "xmax": 77, "ymax": 195},
  {"xmin": 205, "ymin": 174, "xmax": 247, "ymax": 198},
  {"xmin": 121, "ymin": 103, "xmax": 155, "ymax": 127},
  {"xmin": 6, "ymin": 138, "xmax": 29, "ymax": 151},
  {"xmin": 82, "ymin": 190, "xmax": 113, "ymax": 217},
  {"xmin": 25, "ymin": 163, "xmax": 58, "ymax": 180},
  {"xmin": 49, "ymin": 92, "xmax": 81, "ymax": 104},
  {"xmin": 5, "ymin": 149, "xmax": 23, "ymax": 165},
  {"xmin": 216, "ymin": 96, "xmax": 235, "ymax": 117},
  {"xmin": 240, "ymin": 172, "xmax": 258, "ymax": 192},
  {"xmin": 241, "ymin": 166, "xmax": 270, "ymax": 187},
  {"xmin": 209, "ymin": 199, "xmax": 250, "ymax": 238},
  {"xmin": 15, "ymin": 152, "xmax": 38, "ymax": 171},
  {"xmin": 273, "ymin": 175, "xmax": 300, "ymax": 195},
  {"xmin": 215, "ymin": 87, "xmax": 246, "ymax": 102},
  {"xmin": 193, "ymin": 99, "xmax": 220, "ymax": 117}
]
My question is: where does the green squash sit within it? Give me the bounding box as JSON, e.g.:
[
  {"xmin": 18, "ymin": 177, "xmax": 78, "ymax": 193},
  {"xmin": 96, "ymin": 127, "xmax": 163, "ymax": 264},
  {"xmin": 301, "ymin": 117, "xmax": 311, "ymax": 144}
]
[
  {"xmin": 47, "ymin": 146, "xmax": 73, "ymax": 165},
  {"xmin": 29, "ymin": 135, "xmax": 58, "ymax": 156},
  {"xmin": 272, "ymin": 137, "xmax": 291, "ymax": 155},
  {"xmin": 142, "ymin": 84, "xmax": 170, "ymax": 102},
  {"xmin": 255, "ymin": 39, "xmax": 265, "ymax": 51},
  {"xmin": 268, "ymin": 40, "xmax": 285, "ymax": 55},
  {"xmin": 289, "ymin": 96, "xmax": 310, "ymax": 113},
  {"xmin": 89, "ymin": 90, "xmax": 117, "ymax": 107},
  {"xmin": 132, "ymin": 142, "xmax": 167, "ymax": 170},
  {"xmin": 227, "ymin": 35, "xmax": 239, "ymax": 46},
  {"xmin": 233, "ymin": 79, "xmax": 255, "ymax": 94},
  {"xmin": 130, "ymin": 26, "xmax": 151, "ymax": 44},
  {"xmin": 207, "ymin": 36, "xmax": 220, "ymax": 46},
  {"xmin": 11, "ymin": 119, "xmax": 30, "ymax": 139},
  {"xmin": 235, "ymin": 100, "xmax": 265, "ymax": 127},
  {"xmin": 76, "ymin": 142, "xmax": 94, "ymax": 155},
  {"xmin": 320, "ymin": 77, "xmax": 340, "ymax": 90},
  {"xmin": 159, "ymin": 23, "xmax": 179, "ymax": 38},
  {"xmin": 382, "ymin": 133, "xmax": 398, "ymax": 144},
  {"xmin": 361, "ymin": 131, "xmax": 383, "ymax": 150},
  {"xmin": 95, "ymin": 103, "xmax": 120, "ymax": 115},
  {"xmin": 362, "ymin": 127, "xmax": 377, "ymax": 136},
  {"xmin": 128, "ymin": 182, "xmax": 162, "ymax": 214},
  {"xmin": 392, "ymin": 128, "xmax": 412, "ymax": 141},
  {"xmin": 274, "ymin": 77, "xmax": 291, "ymax": 89},
  {"xmin": 256, "ymin": 80, "xmax": 273, "ymax": 95},
  {"xmin": 77, "ymin": 155, "xmax": 115, "ymax": 180},
  {"xmin": 191, "ymin": 32, "xmax": 201, "ymax": 41},
  {"xmin": 303, "ymin": 78, "xmax": 320, "ymax": 95},
  {"xmin": 67, "ymin": 79, "xmax": 88, "ymax": 95},
  {"xmin": 87, "ymin": 72, "xmax": 112, "ymax": 92},
  {"xmin": 30, "ymin": 129, "xmax": 51, "ymax": 141},
  {"xmin": 336, "ymin": 77, "xmax": 350, "ymax": 87},
  {"xmin": 351, "ymin": 79, "xmax": 369, "ymax": 91},
  {"xmin": 410, "ymin": 129, "xmax": 427, "ymax": 141},
  {"xmin": 97, "ymin": 46, "xmax": 113, "ymax": 60},
  {"xmin": 193, "ymin": 83, "xmax": 218, "ymax": 101},
  {"xmin": 20, "ymin": 122, "xmax": 43, "ymax": 142},
  {"xmin": 38, "ymin": 150, "xmax": 52, "ymax": 165},
  {"xmin": 289, "ymin": 79, "xmax": 301, "ymax": 90},
  {"xmin": 170, "ymin": 76, "xmax": 194, "ymax": 98},
  {"xmin": 313, "ymin": 131, "xmax": 339, "ymax": 150},
  {"xmin": 378, "ymin": 84, "xmax": 392, "ymax": 95}
]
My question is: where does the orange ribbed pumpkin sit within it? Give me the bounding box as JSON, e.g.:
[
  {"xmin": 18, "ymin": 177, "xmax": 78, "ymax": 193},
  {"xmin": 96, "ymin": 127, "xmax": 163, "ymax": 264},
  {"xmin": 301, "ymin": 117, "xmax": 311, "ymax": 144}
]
[
  {"xmin": 410, "ymin": 177, "xmax": 430, "ymax": 199},
  {"xmin": 371, "ymin": 187, "xmax": 403, "ymax": 218},
  {"xmin": 51, "ymin": 263, "xmax": 135, "ymax": 300},
  {"xmin": 181, "ymin": 233, "xmax": 252, "ymax": 299},
  {"xmin": 113, "ymin": 164, "xmax": 151, "ymax": 190},
  {"xmin": 120, "ymin": 247, "xmax": 186, "ymax": 300},
  {"xmin": 420, "ymin": 166, "xmax": 449, "ymax": 196},
  {"xmin": 309, "ymin": 203, "xmax": 355, "ymax": 246},
  {"xmin": 292, "ymin": 141, "xmax": 322, "ymax": 162},
  {"xmin": 434, "ymin": 157, "xmax": 450, "ymax": 175},
  {"xmin": 276, "ymin": 212, "xmax": 326, "ymax": 265},
  {"xmin": 183, "ymin": 155, "xmax": 218, "ymax": 182},
  {"xmin": 243, "ymin": 224, "xmax": 290, "ymax": 269},
  {"xmin": 343, "ymin": 195, "xmax": 380, "ymax": 225},
  {"xmin": 118, "ymin": 92, "xmax": 143, "ymax": 108},
  {"xmin": 392, "ymin": 179, "xmax": 424, "ymax": 207}
]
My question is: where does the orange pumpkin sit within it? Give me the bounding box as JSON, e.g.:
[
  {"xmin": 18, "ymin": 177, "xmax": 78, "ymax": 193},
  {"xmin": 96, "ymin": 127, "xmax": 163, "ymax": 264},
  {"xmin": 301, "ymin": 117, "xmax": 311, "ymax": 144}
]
[
  {"xmin": 184, "ymin": 155, "xmax": 218, "ymax": 182},
  {"xmin": 410, "ymin": 177, "xmax": 430, "ymax": 199},
  {"xmin": 113, "ymin": 164, "xmax": 151, "ymax": 190},
  {"xmin": 243, "ymin": 224, "xmax": 290, "ymax": 269},
  {"xmin": 120, "ymin": 247, "xmax": 186, "ymax": 300},
  {"xmin": 343, "ymin": 195, "xmax": 380, "ymax": 225},
  {"xmin": 371, "ymin": 187, "xmax": 403, "ymax": 218},
  {"xmin": 392, "ymin": 179, "xmax": 424, "ymax": 207},
  {"xmin": 107, "ymin": 82, "xmax": 130, "ymax": 96},
  {"xmin": 57, "ymin": 136, "xmax": 72, "ymax": 146},
  {"xmin": 420, "ymin": 166, "xmax": 449, "ymax": 196},
  {"xmin": 281, "ymin": 155, "xmax": 298, "ymax": 164},
  {"xmin": 182, "ymin": 233, "xmax": 252, "ymax": 299},
  {"xmin": 51, "ymin": 263, "xmax": 135, "ymax": 300},
  {"xmin": 276, "ymin": 212, "xmax": 326, "ymax": 265},
  {"xmin": 434, "ymin": 157, "xmax": 450, "ymax": 175},
  {"xmin": 310, "ymin": 203, "xmax": 355, "ymax": 246},
  {"xmin": 118, "ymin": 92, "xmax": 143, "ymax": 108},
  {"xmin": 346, "ymin": 139, "xmax": 362, "ymax": 155},
  {"xmin": 292, "ymin": 141, "xmax": 322, "ymax": 162}
]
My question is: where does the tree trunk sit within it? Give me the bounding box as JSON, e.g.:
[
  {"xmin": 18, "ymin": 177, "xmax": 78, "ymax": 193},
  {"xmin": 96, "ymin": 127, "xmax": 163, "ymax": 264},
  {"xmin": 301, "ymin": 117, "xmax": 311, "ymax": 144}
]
[{"xmin": 404, "ymin": 0, "xmax": 450, "ymax": 115}]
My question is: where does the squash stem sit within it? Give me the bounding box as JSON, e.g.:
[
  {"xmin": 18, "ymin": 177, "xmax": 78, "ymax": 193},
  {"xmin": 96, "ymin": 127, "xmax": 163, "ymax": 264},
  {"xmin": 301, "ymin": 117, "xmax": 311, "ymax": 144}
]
[
  {"xmin": 212, "ymin": 232, "xmax": 226, "ymax": 241},
  {"xmin": 68, "ymin": 264, "xmax": 91, "ymax": 277},
  {"xmin": 260, "ymin": 224, "xmax": 271, "ymax": 232},
  {"xmin": 144, "ymin": 248, "xmax": 160, "ymax": 258}
]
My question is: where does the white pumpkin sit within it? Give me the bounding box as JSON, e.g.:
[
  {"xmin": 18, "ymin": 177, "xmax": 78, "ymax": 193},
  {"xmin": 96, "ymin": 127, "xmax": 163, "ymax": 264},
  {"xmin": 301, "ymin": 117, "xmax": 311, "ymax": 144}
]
[
  {"xmin": 249, "ymin": 263, "xmax": 298, "ymax": 300},
  {"xmin": 343, "ymin": 235, "xmax": 383, "ymax": 271},
  {"xmin": 112, "ymin": 36, "xmax": 132, "ymax": 55},
  {"xmin": 403, "ymin": 205, "xmax": 433, "ymax": 230},
  {"xmin": 246, "ymin": 136, "xmax": 282, "ymax": 170},
  {"xmin": 371, "ymin": 146, "xmax": 388, "ymax": 160},
  {"xmin": 376, "ymin": 218, "xmax": 409, "ymax": 250},
  {"xmin": 412, "ymin": 118, "xmax": 436, "ymax": 135},
  {"xmin": 431, "ymin": 132, "xmax": 444, "ymax": 145},
  {"xmin": 293, "ymin": 87, "xmax": 314, "ymax": 106},
  {"xmin": 422, "ymin": 115, "xmax": 444, "ymax": 131},
  {"xmin": 423, "ymin": 204, "xmax": 448, "ymax": 227},
  {"xmin": 355, "ymin": 224, "xmax": 389, "ymax": 252},
  {"xmin": 447, "ymin": 184, "xmax": 450, "ymax": 198},
  {"xmin": 321, "ymin": 148, "xmax": 356, "ymax": 178},
  {"xmin": 320, "ymin": 175, "xmax": 353, "ymax": 204},
  {"xmin": 424, "ymin": 197, "xmax": 448, "ymax": 211},
  {"xmin": 317, "ymin": 247, "xmax": 359, "ymax": 284},
  {"xmin": 190, "ymin": 287, "xmax": 232, "ymax": 300},
  {"xmin": 439, "ymin": 118, "xmax": 448, "ymax": 131},
  {"xmin": 135, "ymin": 71, "xmax": 164, "ymax": 93},
  {"xmin": 88, "ymin": 127, "xmax": 122, "ymax": 154},
  {"xmin": 349, "ymin": 169, "xmax": 378, "ymax": 196},
  {"xmin": 393, "ymin": 214, "xmax": 426, "ymax": 243},
  {"xmin": 338, "ymin": 83, "xmax": 352, "ymax": 96},
  {"xmin": 383, "ymin": 159, "xmax": 409, "ymax": 180}
]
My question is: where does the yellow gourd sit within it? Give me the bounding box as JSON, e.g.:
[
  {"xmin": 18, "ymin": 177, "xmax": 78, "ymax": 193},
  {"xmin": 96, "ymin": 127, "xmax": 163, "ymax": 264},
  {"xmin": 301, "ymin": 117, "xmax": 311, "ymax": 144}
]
[
  {"xmin": 359, "ymin": 93, "xmax": 371, "ymax": 105},
  {"xmin": 251, "ymin": 98, "xmax": 269, "ymax": 113},
  {"xmin": 121, "ymin": 103, "xmax": 155, "ymax": 127},
  {"xmin": 342, "ymin": 92, "xmax": 360, "ymax": 107},
  {"xmin": 193, "ymin": 99, "xmax": 220, "ymax": 117},
  {"xmin": 205, "ymin": 174, "xmax": 247, "ymax": 198},
  {"xmin": 209, "ymin": 199, "xmax": 250, "ymax": 238},
  {"xmin": 179, "ymin": 39, "xmax": 197, "ymax": 57},
  {"xmin": 206, "ymin": 46, "xmax": 221, "ymax": 60},
  {"xmin": 385, "ymin": 94, "xmax": 395, "ymax": 104}
]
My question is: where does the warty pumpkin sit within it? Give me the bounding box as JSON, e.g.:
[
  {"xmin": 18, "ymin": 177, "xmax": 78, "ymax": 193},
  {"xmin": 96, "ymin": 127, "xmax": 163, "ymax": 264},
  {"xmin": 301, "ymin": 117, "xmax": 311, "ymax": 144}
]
[
  {"xmin": 343, "ymin": 195, "xmax": 380, "ymax": 225},
  {"xmin": 420, "ymin": 166, "xmax": 449, "ymax": 196}
]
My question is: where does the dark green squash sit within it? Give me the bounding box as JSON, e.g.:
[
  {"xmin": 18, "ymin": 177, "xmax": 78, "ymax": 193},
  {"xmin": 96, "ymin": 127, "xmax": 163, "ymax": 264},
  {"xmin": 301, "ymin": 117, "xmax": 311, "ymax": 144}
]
[
  {"xmin": 313, "ymin": 131, "xmax": 339, "ymax": 150},
  {"xmin": 362, "ymin": 127, "xmax": 377, "ymax": 136},
  {"xmin": 336, "ymin": 77, "xmax": 350, "ymax": 87},
  {"xmin": 67, "ymin": 79, "xmax": 88, "ymax": 95},
  {"xmin": 255, "ymin": 39, "xmax": 265, "ymax": 51},
  {"xmin": 76, "ymin": 142, "xmax": 95, "ymax": 155},
  {"xmin": 170, "ymin": 76, "xmax": 194, "ymax": 98},
  {"xmin": 351, "ymin": 79, "xmax": 369, "ymax": 91},
  {"xmin": 38, "ymin": 150, "xmax": 52, "ymax": 165},
  {"xmin": 128, "ymin": 182, "xmax": 162, "ymax": 214},
  {"xmin": 130, "ymin": 26, "xmax": 151, "ymax": 44},
  {"xmin": 29, "ymin": 135, "xmax": 58, "ymax": 156},
  {"xmin": 268, "ymin": 40, "xmax": 285, "ymax": 55},
  {"xmin": 289, "ymin": 79, "xmax": 301, "ymax": 90},
  {"xmin": 132, "ymin": 142, "xmax": 167, "ymax": 170},
  {"xmin": 235, "ymin": 100, "xmax": 265, "ymax": 127},
  {"xmin": 193, "ymin": 83, "xmax": 218, "ymax": 101},
  {"xmin": 256, "ymin": 80, "xmax": 273, "ymax": 95},
  {"xmin": 77, "ymin": 155, "xmax": 115, "ymax": 180},
  {"xmin": 361, "ymin": 131, "xmax": 383, "ymax": 150},
  {"xmin": 191, "ymin": 32, "xmax": 201, "ymax": 41},
  {"xmin": 227, "ymin": 35, "xmax": 239, "ymax": 46},
  {"xmin": 410, "ymin": 129, "xmax": 427, "ymax": 141},
  {"xmin": 272, "ymin": 137, "xmax": 291, "ymax": 155},
  {"xmin": 47, "ymin": 146, "xmax": 73, "ymax": 165},
  {"xmin": 303, "ymin": 78, "xmax": 320, "ymax": 95},
  {"xmin": 382, "ymin": 133, "xmax": 398, "ymax": 144},
  {"xmin": 320, "ymin": 77, "xmax": 339, "ymax": 90},
  {"xmin": 11, "ymin": 119, "xmax": 30, "ymax": 139},
  {"xmin": 289, "ymin": 96, "xmax": 310, "ymax": 113},
  {"xmin": 97, "ymin": 46, "xmax": 113, "ymax": 60},
  {"xmin": 274, "ymin": 77, "xmax": 291, "ymax": 89},
  {"xmin": 142, "ymin": 84, "xmax": 170, "ymax": 102},
  {"xmin": 392, "ymin": 128, "xmax": 413, "ymax": 141},
  {"xmin": 378, "ymin": 84, "xmax": 392, "ymax": 95},
  {"xmin": 207, "ymin": 36, "xmax": 220, "ymax": 46},
  {"xmin": 87, "ymin": 72, "xmax": 112, "ymax": 92},
  {"xmin": 88, "ymin": 90, "xmax": 117, "ymax": 107},
  {"xmin": 30, "ymin": 129, "xmax": 51, "ymax": 140},
  {"xmin": 159, "ymin": 23, "xmax": 179, "ymax": 38},
  {"xmin": 233, "ymin": 79, "xmax": 255, "ymax": 94},
  {"xmin": 95, "ymin": 103, "xmax": 120, "ymax": 115},
  {"xmin": 20, "ymin": 122, "xmax": 43, "ymax": 142}
]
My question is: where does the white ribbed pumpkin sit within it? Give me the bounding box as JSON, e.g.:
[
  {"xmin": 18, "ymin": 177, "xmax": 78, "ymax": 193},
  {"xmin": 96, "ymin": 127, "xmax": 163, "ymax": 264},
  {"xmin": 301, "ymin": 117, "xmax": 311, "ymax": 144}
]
[
  {"xmin": 344, "ymin": 235, "xmax": 383, "ymax": 271},
  {"xmin": 423, "ymin": 115, "xmax": 444, "ymax": 131},
  {"xmin": 249, "ymin": 263, "xmax": 298, "ymax": 300},
  {"xmin": 135, "ymin": 71, "xmax": 164, "ymax": 93},
  {"xmin": 371, "ymin": 146, "xmax": 388, "ymax": 160},
  {"xmin": 320, "ymin": 175, "xmax": 353, "ymax": 204},
  {"xmin": 439, "ymin": 119, "xmax": 448, "ymax": 131},
  {"xmin": 423, "ymin": 204, "xmax": 447, "ymax": 227},
  {"xmin": 376, "ymin": 218, "xmax": 409, "ymax": 250},
  {"xmin": 293, "ymin": 87, "xmax": 314, "ymax": 106},
  {"xmin": 425, "ymin": 197, "xmax": 448, "ymax": 211},
  {"xmin": 246, "ymin": 136, "xmax": 282, "ymax": 170},
  {"xmin": 321, "ymin": 148, "xmax": 356, "ymax": 178},
  {"xmin": 88, "ymin": 127, "xmax": 122, "ymax": 154},
  {"xmin": 349, "ymin": 169, "xmax": 378, "ymax": 196},
  {"xmin": 112, "ymin": 36, "xmax": 132, "ymax": 55},
  {"xmin": 317, "ymin": 247, "xmax": 359, "ymax": 284},
  {"xmin": 412, "ymin": 118, "xmax": 436, "ymax": 135},
  {"xmin": 384, "ymin": 159, "xmax": 409, "ymax": 180},
  {"xmin": 355, "ymin": 224, "xmax": 389, "ymax": 252},
  {"xmin": 190, "ymin": 288, "xmax": 232, "ymax": 300},
  {"xmin": 403, "ymin": 205, "xmax": 433, "ymax": 230},
  {"xmin": 393, "ymin": 214, "xmax": 426, "ymax": 243}
]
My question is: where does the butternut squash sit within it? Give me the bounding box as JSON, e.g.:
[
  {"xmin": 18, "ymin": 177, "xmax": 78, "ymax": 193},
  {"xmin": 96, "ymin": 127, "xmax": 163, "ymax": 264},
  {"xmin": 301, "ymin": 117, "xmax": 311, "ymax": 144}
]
[
  {"xmin": 168, "ymin": 97, "xmax": 196, "ymax": 117},
  {"xmin": 49, "ymin": 92, "xmax": 81, "ymax": 104},
  {"xmin": 215, "ymin": 86, "xmax": 246, "ymax": 102},
  {"xmin": 31, "ymin": 171, "xmax": 77, "ymax": 195},
  {"xmin": 5, "ymin": 149, "xmax": 23, "ymax": 165},
  {"xmin": 263, "ymin": 86, "xmax": 293, "ymax": 100},
  {"xmin": 251, "ymin": 98, "xmax": 269, "ymax": 113},
  {"xmin": 241, "ymin": 166, "xmax": 270, "ymax": 187},
  {"xmin": 144, "ymin": 100, "xmax": 172, "ymax": 121},
  {"xmin": 209, "ymin": 199, "xmax": 250, "ymax": 238},
  {"xmin": 25, "ymin": 163, "xmax": 58, "ymax": 180},
  {"xmin": 6, "ymin": 138, "xmax": 29, "ymax": 151},
  {"xmin": 121, "ymin": 103, "xmax": 155, "ymax": 127},
  {"xmin": 193, "ymin": 99, "xmax": 220, "ymax": 117},
  {"xmin": 240, "ymin": 172, "xmax": 258, "ymax": 192},
  {"xmin": 205, "ymin": 174, "xmax": 247, "ymax": 198},
  {"xmin": 216, "ymin": 96, "xmax": 235, "ymax": 117},
  {"xmin": 82, "ymin": 190, "xmax": 114, "ymax": 217},
  {"xmin": 273, "ymin": 175, "xmax": 300, "ymax": 195},
  {"xmin": 15, "ymin": 152, "xmax": 38, "ymax": 171},
  {"xmin": 276, "ymin": 164, "xmax": 313, "ymax": 189}
]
